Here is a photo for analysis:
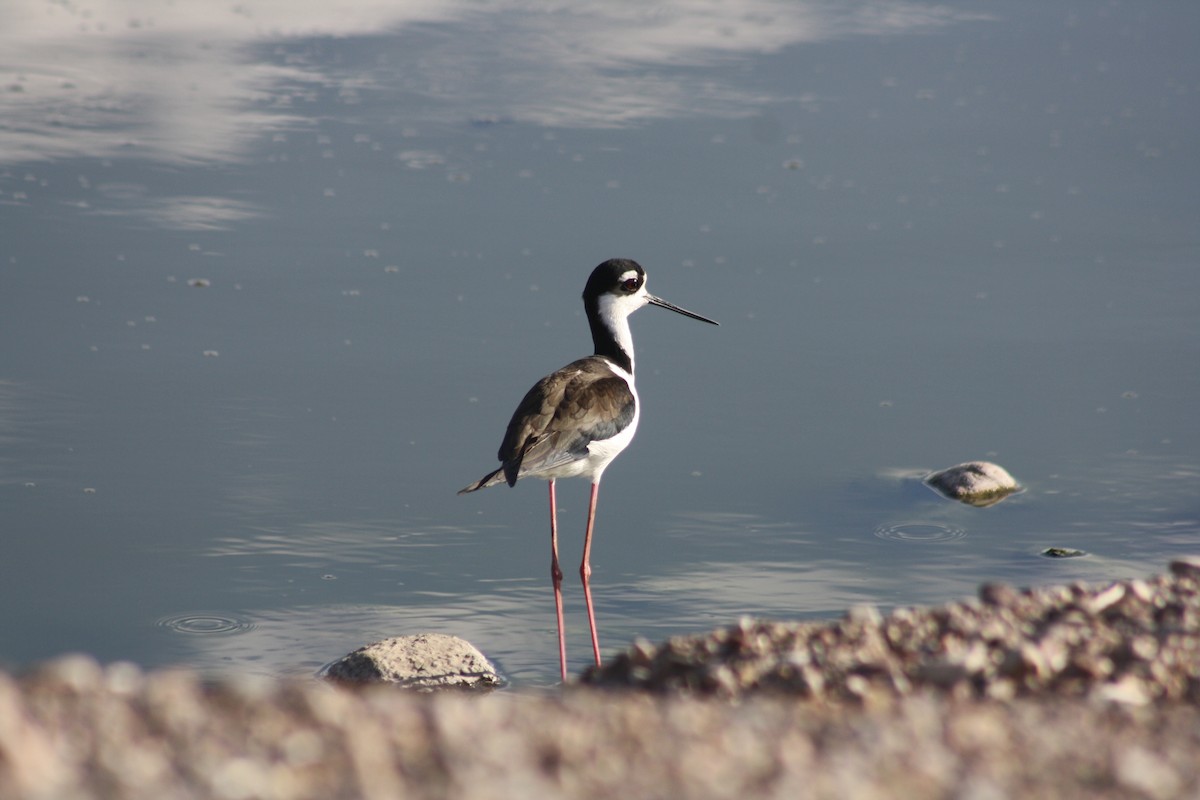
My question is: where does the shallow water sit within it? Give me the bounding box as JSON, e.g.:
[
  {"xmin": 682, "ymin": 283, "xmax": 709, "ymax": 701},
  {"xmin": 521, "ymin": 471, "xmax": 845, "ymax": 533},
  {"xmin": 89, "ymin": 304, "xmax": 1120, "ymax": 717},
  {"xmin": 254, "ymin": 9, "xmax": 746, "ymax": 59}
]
[{"xmin": 2, "ymin": 0, "xmax": 1198, "ymax": 686}]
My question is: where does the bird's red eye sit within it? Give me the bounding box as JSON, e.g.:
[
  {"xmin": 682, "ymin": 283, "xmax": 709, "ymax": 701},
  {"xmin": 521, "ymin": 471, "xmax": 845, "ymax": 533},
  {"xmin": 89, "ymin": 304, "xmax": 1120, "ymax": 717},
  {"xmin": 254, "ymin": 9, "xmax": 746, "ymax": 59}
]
[{"xmin": 622, "ymin": 278, "xmax": 639, "ymax": 292}]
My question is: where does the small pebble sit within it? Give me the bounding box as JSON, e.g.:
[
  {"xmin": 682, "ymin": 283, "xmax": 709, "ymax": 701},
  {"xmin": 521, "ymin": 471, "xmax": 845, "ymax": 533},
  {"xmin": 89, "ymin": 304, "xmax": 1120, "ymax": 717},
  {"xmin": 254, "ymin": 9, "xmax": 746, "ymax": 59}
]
[
  {"xmin": 1041, "ymin": 547, "xmax": 1086, "ymax": 559},
  {"xmin": 1169, "ymin": 556, "xmax": 1200, "ymax": 578}
]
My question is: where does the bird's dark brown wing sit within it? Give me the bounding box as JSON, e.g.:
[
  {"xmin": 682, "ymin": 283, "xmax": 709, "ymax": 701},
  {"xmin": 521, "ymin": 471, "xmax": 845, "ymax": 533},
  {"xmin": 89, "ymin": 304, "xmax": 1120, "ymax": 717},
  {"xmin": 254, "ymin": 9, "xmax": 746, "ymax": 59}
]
[{"xmin": 497, "ymin": 357, "xmax": 635, "ymax": 486}]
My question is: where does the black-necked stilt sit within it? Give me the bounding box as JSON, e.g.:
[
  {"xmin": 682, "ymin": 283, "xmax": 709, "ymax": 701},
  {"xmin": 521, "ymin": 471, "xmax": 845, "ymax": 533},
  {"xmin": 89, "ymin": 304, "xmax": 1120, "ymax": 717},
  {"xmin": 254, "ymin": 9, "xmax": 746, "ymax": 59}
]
[{"xmin": 459, "ymin": 258, "xmax": 718, "ymax": 681}]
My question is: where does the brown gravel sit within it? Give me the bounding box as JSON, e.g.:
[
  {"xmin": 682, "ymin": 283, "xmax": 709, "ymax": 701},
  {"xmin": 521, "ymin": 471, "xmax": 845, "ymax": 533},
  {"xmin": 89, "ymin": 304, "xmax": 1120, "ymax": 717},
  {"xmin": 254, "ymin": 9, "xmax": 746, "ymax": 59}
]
[
  {"xmin": 583, "ymin": 558, "xmax": 1200, "ymax": 705},
  {"xmin": 2, "ymin": 560, "xmax": 1200, "ymax": 799}
]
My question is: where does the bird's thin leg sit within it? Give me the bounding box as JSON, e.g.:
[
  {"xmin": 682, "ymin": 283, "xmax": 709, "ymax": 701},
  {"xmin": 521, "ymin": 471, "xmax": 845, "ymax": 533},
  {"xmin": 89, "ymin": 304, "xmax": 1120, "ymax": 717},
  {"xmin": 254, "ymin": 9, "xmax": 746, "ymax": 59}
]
[
  {"xmin": 579, "ymin": 481, "xmax": 602, "ymax": 667},
  {"xmin": 548, "ymin": 479, "xmax": 568, "ymax": 682}
]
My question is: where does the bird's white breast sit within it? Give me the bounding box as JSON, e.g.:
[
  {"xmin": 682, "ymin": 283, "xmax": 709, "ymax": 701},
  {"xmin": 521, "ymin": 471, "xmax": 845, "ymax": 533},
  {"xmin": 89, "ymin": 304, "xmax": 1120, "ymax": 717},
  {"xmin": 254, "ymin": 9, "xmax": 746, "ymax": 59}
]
[
  {"xmin": 540, "ymin": 359, "xmax": 639, "ymax": 484},
  {"xmin": 583, "ymin": 360, "xmax": 639, "ymax": 481}
]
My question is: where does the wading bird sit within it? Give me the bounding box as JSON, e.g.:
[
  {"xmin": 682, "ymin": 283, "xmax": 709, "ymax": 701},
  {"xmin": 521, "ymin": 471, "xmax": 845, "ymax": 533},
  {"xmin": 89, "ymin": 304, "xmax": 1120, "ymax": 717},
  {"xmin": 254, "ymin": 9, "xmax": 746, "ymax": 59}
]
[{"xmin": 459, "ymin": 258, "xmax": 718, "ymax": 681}]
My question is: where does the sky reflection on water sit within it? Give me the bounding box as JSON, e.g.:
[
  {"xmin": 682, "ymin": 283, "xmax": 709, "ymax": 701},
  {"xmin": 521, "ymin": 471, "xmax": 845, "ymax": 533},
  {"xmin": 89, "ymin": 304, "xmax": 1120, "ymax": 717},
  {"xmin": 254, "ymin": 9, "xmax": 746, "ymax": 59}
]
[{"xmin": 1, "ymin": 0, "xmax": 987, "ymax": 163}]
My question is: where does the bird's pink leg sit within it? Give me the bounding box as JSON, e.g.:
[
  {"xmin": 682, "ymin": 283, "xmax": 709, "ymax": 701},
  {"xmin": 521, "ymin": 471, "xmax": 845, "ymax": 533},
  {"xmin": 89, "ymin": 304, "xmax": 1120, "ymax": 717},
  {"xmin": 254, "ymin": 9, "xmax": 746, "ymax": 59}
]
[
  {"xmin": 579, "ymin": 481, "xmax": 602, "ymax": 667},
  {"xmin": 548, "ymin": 479, "xmax": 568, "ymax": 682}
]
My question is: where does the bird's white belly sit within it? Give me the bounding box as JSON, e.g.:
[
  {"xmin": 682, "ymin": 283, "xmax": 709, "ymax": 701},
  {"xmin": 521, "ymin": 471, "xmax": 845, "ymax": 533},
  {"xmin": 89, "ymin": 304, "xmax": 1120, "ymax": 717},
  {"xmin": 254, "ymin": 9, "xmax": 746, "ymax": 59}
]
[
  {"xmin": 583, "ymin": 411, "xmax": 639, "ymax": 478},
  {"xmin": 544, "ymin": 383, "xmax": 640, "ymax": 484}
]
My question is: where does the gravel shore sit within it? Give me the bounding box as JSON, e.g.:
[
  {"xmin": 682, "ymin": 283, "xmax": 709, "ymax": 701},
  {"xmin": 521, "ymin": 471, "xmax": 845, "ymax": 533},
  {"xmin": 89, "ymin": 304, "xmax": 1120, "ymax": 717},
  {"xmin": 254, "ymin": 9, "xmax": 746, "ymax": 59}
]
[
  {"xmin": 3, "ymin": 560, "xmax": 1199, "ymax": 799},
  {"xmin": 583, "ymin": 558, "xmax": 1200, "ymax": 705}
]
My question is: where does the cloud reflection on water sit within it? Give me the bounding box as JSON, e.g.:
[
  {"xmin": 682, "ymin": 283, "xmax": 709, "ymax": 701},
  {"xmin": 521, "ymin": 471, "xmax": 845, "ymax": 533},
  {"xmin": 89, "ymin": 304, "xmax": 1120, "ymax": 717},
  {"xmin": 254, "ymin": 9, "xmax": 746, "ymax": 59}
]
[
  {"xmin": 86, "ymin": 193, "xmax": 267, "ymax": 230},
  {"xmin": 1, "ymin": 0, "xmax": 988, "ymax": 165}
]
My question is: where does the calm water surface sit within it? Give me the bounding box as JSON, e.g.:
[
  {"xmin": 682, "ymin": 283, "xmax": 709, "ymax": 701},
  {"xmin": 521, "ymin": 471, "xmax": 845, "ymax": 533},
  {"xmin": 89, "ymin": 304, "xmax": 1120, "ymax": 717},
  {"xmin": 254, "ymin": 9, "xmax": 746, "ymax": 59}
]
[{"xmin": 2, "ymin": 1, "xmax": 1198, "ymax": 685}]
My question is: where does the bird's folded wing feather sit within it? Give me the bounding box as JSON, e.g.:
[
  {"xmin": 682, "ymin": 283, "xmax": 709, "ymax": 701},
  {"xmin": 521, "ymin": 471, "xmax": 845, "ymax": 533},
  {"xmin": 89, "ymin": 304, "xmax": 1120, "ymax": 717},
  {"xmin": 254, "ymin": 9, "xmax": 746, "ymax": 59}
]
[{"xmin": 499, "ymin": 359, "xmax": 635, "ymax": 483}]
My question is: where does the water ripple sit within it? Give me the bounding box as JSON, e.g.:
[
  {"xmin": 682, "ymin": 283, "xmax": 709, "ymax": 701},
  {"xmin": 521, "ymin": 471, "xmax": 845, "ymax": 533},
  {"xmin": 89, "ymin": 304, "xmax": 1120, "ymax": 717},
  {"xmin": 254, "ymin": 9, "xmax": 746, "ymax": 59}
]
[
  {"xmin": 157, "ymin": 612, "xmax": 255, "ymax": 636},
  {"xmin": 873, "ymin": 522, "xmax": 967, "ymax": 544}
]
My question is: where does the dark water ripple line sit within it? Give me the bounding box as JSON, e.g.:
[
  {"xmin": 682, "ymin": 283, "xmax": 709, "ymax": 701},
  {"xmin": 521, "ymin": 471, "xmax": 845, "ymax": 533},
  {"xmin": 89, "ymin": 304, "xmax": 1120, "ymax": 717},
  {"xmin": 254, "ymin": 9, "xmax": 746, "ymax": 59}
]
[
  {"xmin": 873, "ymin": 522, "xmax": 967, "ymax": 544},
  {"xmin": 156, "ymin": 612, "xmax": 255, "ymax": 636}
]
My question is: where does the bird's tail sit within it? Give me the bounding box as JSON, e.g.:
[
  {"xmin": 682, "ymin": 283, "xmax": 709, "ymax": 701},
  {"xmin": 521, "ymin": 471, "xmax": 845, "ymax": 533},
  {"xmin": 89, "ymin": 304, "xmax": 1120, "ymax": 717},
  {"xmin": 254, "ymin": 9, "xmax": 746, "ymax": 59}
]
[{"xmin": 457, "ymin": 466, "xmax": 507, "ymax": 495}]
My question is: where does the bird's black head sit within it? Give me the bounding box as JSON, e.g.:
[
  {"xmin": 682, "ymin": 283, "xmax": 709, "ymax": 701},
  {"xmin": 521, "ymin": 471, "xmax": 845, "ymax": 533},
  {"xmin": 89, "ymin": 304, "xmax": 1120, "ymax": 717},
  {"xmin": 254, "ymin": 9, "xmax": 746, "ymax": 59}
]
[
  {"xmin": 582, "ymin": 257, "xmax": 717, "ymax": 329},
  {"xmin": 583, "ymin": 258, "xmax": 646, "ymax": 304},
  {"xmin": 579, "ymin": 258, "xmax": 717, "ymax": 373}
]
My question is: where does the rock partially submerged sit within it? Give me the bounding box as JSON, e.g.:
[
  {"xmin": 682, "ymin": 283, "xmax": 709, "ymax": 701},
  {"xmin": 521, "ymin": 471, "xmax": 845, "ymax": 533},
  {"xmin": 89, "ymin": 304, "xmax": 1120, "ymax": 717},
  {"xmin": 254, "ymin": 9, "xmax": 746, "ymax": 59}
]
[
  {"xmin": 1041, "ymin": 546, "xmax": 1087, "ymax": 559},
  {"xmin": 325, "ymin": 633, "xmax": 501, "ymax": 691},
  {"xmin": 925, "ymin": 461, "xmax": 1021, "ymax": 507}
]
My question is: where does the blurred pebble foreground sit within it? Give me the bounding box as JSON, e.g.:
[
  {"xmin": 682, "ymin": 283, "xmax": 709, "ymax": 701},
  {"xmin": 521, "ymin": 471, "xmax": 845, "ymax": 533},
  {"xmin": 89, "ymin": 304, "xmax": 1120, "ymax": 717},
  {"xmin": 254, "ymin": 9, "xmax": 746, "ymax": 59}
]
[{"xmin": 3, "ymin": 559, "xmax": 1200, "ymax": 800}]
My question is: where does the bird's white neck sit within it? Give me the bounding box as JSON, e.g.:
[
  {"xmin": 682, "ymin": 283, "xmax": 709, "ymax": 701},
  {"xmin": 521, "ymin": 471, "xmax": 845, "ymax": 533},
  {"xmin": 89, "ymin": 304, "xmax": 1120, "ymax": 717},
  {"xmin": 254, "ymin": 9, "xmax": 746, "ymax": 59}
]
[{"xmin": 591, "ymin": 293, "xmax": 638, "ymax": 375}]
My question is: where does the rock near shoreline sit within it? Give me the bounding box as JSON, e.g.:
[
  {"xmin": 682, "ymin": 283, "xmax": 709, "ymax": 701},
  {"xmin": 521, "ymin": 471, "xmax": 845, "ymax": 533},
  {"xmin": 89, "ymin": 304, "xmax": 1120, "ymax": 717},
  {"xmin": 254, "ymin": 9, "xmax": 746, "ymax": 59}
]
[{"xmin": 324, "ymin": 633, "xmax": 501, "ymax": 691}]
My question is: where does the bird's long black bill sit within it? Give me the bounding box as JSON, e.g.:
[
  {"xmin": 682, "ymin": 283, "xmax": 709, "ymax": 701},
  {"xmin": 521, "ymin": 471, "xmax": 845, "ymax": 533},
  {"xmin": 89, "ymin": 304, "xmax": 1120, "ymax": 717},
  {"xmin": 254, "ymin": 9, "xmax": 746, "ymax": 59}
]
[{"xmin": 648, "ymin": 295, "xmax": 719, "ymax": 325}]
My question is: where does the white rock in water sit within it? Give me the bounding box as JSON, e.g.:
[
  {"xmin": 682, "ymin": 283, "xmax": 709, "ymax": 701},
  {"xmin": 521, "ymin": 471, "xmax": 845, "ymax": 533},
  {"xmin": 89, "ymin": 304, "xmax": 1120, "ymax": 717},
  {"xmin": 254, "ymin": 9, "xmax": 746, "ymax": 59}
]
[
  {"xmin": 325, "ymin": 633, "xmax": 501, "ymax": 691},
  {"xmin": 924, "ymin": 461, "xmax": 1021, "ymax": 507}
]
